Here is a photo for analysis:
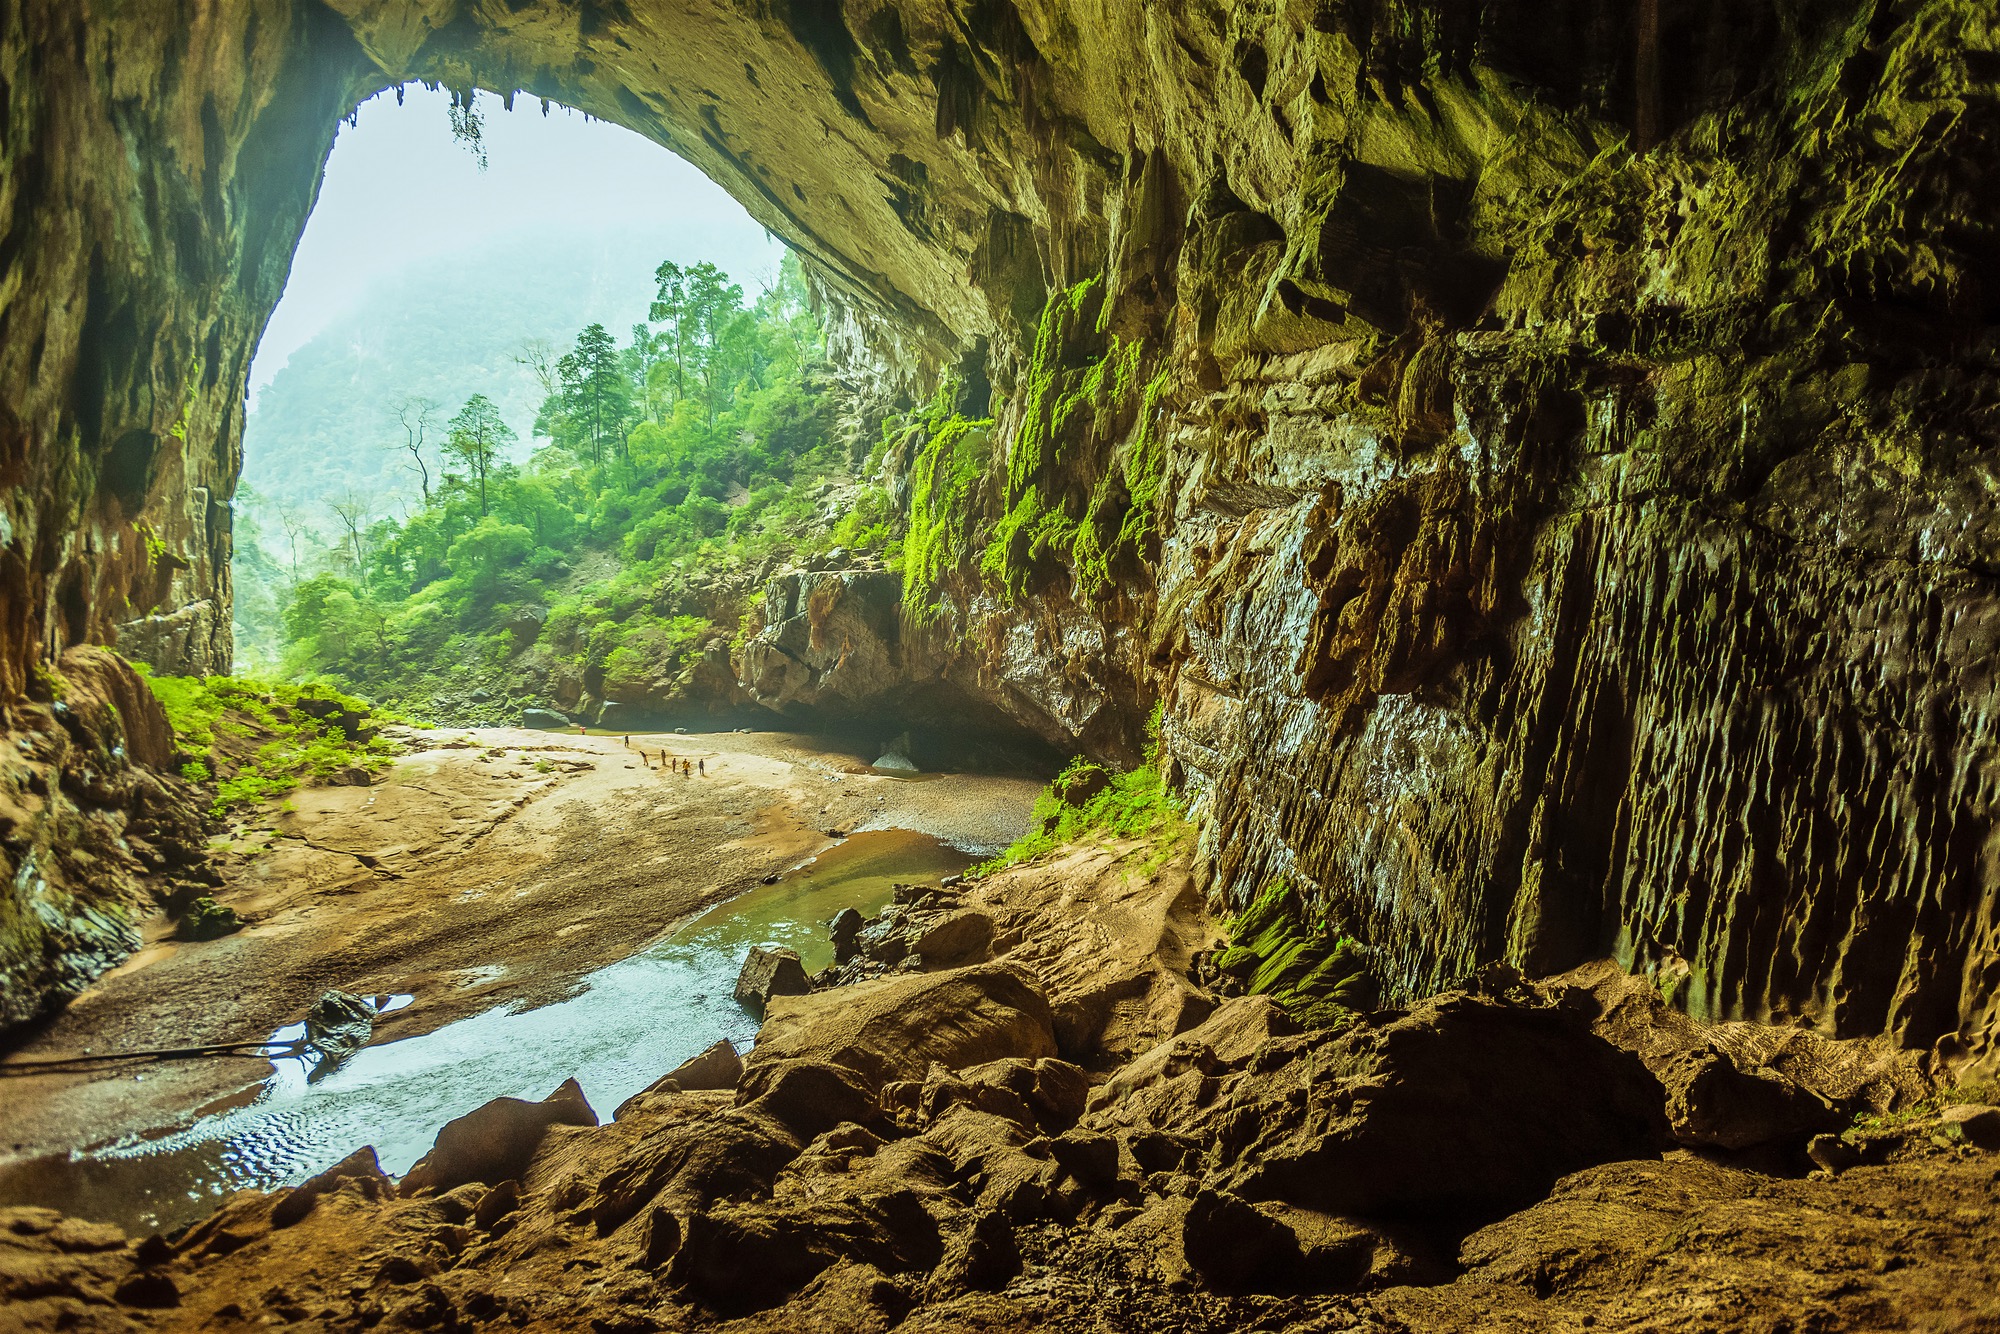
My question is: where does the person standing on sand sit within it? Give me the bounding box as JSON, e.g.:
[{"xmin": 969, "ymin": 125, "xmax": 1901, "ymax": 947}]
[{"xmin": 699, "ymin": 758, "xmax": 706, "ymax": 776}]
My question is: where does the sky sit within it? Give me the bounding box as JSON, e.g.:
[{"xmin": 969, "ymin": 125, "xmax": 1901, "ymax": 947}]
[{"xmin": 250, "ymin": 85, "xmax": 788, "ymax": 392}]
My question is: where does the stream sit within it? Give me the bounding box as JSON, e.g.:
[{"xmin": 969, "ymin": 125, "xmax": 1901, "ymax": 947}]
[{"xmin": 0, "ymin": 829, "xmax": 971, "ymax": 1236}]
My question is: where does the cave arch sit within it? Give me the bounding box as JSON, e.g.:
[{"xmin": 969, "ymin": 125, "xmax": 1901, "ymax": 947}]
[{"xmin": 4, "ymin": 0, "xmax": 1084, "ymax": 691}]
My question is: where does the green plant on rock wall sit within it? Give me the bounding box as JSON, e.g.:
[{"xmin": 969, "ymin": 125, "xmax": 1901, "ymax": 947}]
[
  {"xmin": 1213, "ymin": 879, "xmax": 1376, "ymax": 1030},
  {"xmin": 140, "ymin": 669, "xmax": 401, "ymax": 818},
  {"xmin": 976, "ymin": 706, "xmax": 1186, "ymax": 874},
  {"xmin": 980, "ymin": 276, "xmax": 1171, "ymax": 604},
  {"xmin": 902, "ymin": 408, "xmax": 995, "ymax": 615}
]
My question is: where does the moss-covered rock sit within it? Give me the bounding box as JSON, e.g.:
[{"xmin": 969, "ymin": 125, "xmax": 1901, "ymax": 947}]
[{"xmin": 1213, "ymin": 882, "xmax": 1375, "ymax": 1031}]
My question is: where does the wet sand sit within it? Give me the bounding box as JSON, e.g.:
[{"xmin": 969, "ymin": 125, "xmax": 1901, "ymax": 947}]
[{"xmin": 0, "ymin": 726, "xmax": 1041, "ymax": 1173}]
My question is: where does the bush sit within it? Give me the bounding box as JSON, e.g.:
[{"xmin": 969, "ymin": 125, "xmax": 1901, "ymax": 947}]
[
  {"xmin": 976, "ymin": 731, "xmax": 1186, "ymax": 877},
  {"xmin": 142, "ymin": 673, "xmax": 401, "ymax": 818}
]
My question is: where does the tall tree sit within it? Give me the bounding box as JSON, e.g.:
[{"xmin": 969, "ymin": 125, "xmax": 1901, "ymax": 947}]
[
  {"xmin": 392, "ymin": 395, "xmax": 439, "ymax": 503},
  {"xmin": 649, "ymin": 260, "xmax": 690, "ymax": 406},
  {"xmin": 328, "ymin": 490, "xmax": 375, "ymax": 586},
  {"xmin": 513, "ymin": 337, "xmax": 558, "ymax": 397},
  {"xmin": 554, "ymin": 323, "xmax": 632, "ymax": 467},
  {"xmin": 444, "ymin": 394, "xmax": 514, "ymax": 515},
  {"xmin": 685, "ymin": 262, "xmax": 745, "ymax": 425}
]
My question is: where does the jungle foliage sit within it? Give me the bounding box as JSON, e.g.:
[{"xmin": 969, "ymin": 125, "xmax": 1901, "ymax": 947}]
[{"xmin": 260, "ymin": 253, "xmax": 890, "ymax": 712}]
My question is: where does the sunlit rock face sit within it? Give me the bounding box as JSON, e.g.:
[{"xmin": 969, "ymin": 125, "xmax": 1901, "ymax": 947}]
[{"xmin": 4, "ymin": 0, "xmax": 1999, "ymax": 1054}]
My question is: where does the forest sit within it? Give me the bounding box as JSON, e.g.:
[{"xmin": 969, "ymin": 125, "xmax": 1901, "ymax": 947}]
[{"xmin": 242, "ymin": 251, "xmax": 897, "ymax": 723}]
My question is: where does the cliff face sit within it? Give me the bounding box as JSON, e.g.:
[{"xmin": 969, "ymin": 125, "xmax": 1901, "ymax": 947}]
[{"xmin": 4, "ymin": 0, "xmax": 1998, "ymax": 1058}]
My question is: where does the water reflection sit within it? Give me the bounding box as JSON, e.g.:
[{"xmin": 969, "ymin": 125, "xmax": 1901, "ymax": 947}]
[{"xmin": 0, "ymin": 830, "xmax": 969, "ymax": 1235}]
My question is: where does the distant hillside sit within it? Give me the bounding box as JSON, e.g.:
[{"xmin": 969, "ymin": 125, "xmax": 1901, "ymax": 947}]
[{"xmin": 240, "ymin": 223, "xmax": 781, "ymax": 517}]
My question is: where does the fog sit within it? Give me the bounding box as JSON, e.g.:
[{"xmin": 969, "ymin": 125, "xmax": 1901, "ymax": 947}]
[{"xmin": 251, "ymin": 85, "xmax": 786, "ymax": 392}]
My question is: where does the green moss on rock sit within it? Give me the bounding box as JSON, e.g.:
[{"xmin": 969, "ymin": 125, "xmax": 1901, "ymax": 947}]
[{"xmin": 1216, "ymin": 881, "xmax": 1376, "ymax": 1030}]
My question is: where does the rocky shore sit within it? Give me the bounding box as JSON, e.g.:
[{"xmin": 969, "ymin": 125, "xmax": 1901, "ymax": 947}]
[{"xmin": 6, "ymin": 839, "xmax": 1995, "ymax": 1334}]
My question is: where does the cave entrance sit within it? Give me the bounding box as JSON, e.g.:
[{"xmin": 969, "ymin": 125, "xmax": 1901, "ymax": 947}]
[{"xmin": 232, "ymin": 83, "xmax": 784, "ymax": 688}]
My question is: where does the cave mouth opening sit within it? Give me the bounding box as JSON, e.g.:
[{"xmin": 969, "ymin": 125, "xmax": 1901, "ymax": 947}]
[
  {"xmin": 235, "ymin": 83, "xmax": 1064, "ymax": 776},
  {"xmin": 231, "ymin": 82, "xmax": 794, "ymax": 704}
]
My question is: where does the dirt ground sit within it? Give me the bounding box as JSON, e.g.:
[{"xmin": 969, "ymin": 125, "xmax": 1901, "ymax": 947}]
[{"xmin": 0, "ymin": 726, "xmax": 1042, "ymax": 1165}]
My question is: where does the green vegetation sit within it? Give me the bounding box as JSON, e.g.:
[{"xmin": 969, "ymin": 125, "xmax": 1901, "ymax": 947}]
[
  {"xmin": 237, "ymin": 243, "xmax": 1175, "ymax": 717},
  {"xmin": 245, "ymin": 252, "xmax": 900, "ymax": 718},
  {"xmin": 239, "ymin": 226, "xmax": 782, "ymax": 517},
  {"xmin": 976, "ymin": 707, "xmax": 1186, "ymax": 874},
  {"xmin": 903, "ymin": 393, "xmax": 994, "ymax": 614},
  {"xmin": 1212, "ymin": 880, "xmax": 1375, "ymax": 1029},
  {"xmin": 973, "ymin": 278, "xmax": 1170, "ymax": 605},
  {"xmin": 1848, "ymin": 1079, "xmax": 2000, "ymax": 1137},
  {"xmin": 140, "ymin": 671, "xmax": 399, "ymax": 817}
]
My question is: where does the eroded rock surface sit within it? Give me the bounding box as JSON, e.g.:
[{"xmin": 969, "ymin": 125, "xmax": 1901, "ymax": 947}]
[{"xmin": 5, "ymin": 841, "xmax": 1995, "ymax": 1334}]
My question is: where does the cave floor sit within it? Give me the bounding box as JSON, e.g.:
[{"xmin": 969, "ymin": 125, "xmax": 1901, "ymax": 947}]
[{"xmin": 0, "ymin": 727, "xmax": 1041, "ymax": 1170}]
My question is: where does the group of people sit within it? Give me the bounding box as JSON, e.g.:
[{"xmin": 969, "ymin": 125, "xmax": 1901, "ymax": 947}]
[{"xmin": 624, "ymin": 735, "xmax": 703, "ymax": 776}]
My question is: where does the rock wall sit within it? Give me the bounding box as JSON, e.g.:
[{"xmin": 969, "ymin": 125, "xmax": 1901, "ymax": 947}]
[{"xmin": 4, "ymin": 0, "xmax": 1998, "ymax": 1057}]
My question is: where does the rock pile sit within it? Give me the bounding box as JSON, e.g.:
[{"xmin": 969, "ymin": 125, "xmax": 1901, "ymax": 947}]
[{"xmin": 7, "ymin": 845, "xmax": 1994, "ymax": 1333}]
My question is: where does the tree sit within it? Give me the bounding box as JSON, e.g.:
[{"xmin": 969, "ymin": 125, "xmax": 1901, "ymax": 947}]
[
  {"xmin": 274, "ymin": 502, "xmax": 312, "ymax": 582},
  {"xmin": 444, "ymin": 394, "xmax": 514, "ymax": 516},
  {"xmin": 328, "ymin": 490, "xmax": 375, "ymax": 587},
  {"xmin": 685, "ymin": 262, "xmax": 745, "ymax": 425},
  {"xmin": 553, "ymin": 323, "xmax": 632, "ymax": 468},
  {"xmin": 514, "ymin": 338, "xmax": 558, "ymax": 397},
  {"xmin": 650, "ymin": 260, "xmax": 691, "ymax": 405},
  {"xmin": 392, "ymin": 395, "xmax": 439, "ymax": 503}
]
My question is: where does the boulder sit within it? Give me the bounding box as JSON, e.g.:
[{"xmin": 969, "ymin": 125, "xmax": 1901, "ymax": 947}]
[
  {"xmin": 614, "ymin": 1040, "xmax": 744, "ymax": 1119},
  {"xmin": 175, "ymin": 895, "xmax": 243, "ymax": 941},
  {"xmin": 735, "ymin": 946, "xmax": 811, "ymax": 1016},
  {"xmin": 401, "ymin": 1078, "xmax": 598, "ymax": 1195},
  {"xmin": 737, "ymin": 1058, "xmax": 884, "ymax": 1140},
  {"xmin": 300, "ymin": 989, "xmax": 375, "ymax": 1078},
  {"xmin": 1089, "ymin": 995, "xmax": 1297, "ymax": 1111},
  {"xmin": 271, "ymin": 1146, "xmax": 391, "ymax": 1228},
  {"xmin": 1655, "ymin": 1046, "xmax": 1843, "ymax": 1150},
  {"xmin": 667, "ymin": 1194, "xmax": 940, "ymax": 1317},
  {"xmin": 830, "ymin": 907, "xmax": 865, "ymax": 963},
  {"xmin": 873, "ymin": 730, "xmax": 919, "ymax": 772},
  {"xmin": 588, "ymin": 1111, "xmax": 801, "ymax": 1232},
  {"xmin": 1942, "ymin": 1103, "xmax": 2000, "ymax": 1150},
  {"xmin": 1195, "ymin": 993, "xmax": 1670, "ymax": 1224},
  {"xmin": 520, "ymin": 707, "xmax": 570, "ymax": 731},
  {"xmin": 1181, "ymin": 1189, "xmax": 1303, "ymax": 1293},
  {"xmin": 749, "ymin": 963, "xmax": 1057, "ymax": 1089},
  {"xmin": 914, "ymin": 911, "xmax": 993, "ymax": 968},
  {"xmin": 944, "ymin": 1058, "xmax": 1091, "ymax": 1134},
  {"xmin": 928, "ymin": 1208, "xmax": 1019, "ymax": 1295},
  {"xmin": 596, "ymin": 700, "xmax": 644, "ymax": 730},
  {"xmin": 663, "ymin": 1039, "xmax": 744, "ymax": 1092}
]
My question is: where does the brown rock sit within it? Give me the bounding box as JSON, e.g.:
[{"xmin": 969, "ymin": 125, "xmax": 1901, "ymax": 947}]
[
  {"xmin": 113, "ymin": 1270, "xmax": 181, "ymax": 1308},
  {"xmin": 750, "ymin": 963, "xmax": 1057, "ymax": 1089},
  {"xmin": 736, "ymin": 1058, "xmax": 883, "ymax": 1140},
  {"xmin": 664, "ymin": 1038, "xmax": 745, "ymax": 1092},
  {"xmin": 1655, "ymin": 1046, "xmax": 1843, "ymax": 1150},
  {"xmin": 1130, "ymin": 992, "xmax": 1668, "ymax": 1226},
  {"xmin": 914, "ymin": 911, "xmax": 993, "ymax": 968},
  {"xmin": 1941, "ymin": 1103, "xmax": 2000, "ymax": 1150},
  {"xmin": 735, "ymin": 946, "xmax": 811, "ymax": 1016},
  {"xmin": 615, "ymin": 1039, "xmax": 744, "ymax": 1118},
  {"xmin": 401, "ymin": 1078, "xmax": 597, "ymax": 1195},
  {"xmin": 271, "ymin": 1145, "xmax": 390, "ymax": 1228},
  {"xmin": 928, "ymin": 1208, "xmax": 1020, "ymax": 1296},
  {"xmin": 668, "ymin": 1194, "xmax": 941, "ymax": 1315}
]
